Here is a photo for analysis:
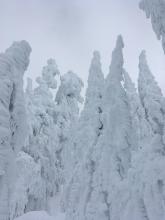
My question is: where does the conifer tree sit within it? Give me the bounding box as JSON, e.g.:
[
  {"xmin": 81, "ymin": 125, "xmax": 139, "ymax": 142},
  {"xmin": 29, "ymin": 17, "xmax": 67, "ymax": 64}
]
[
  {"xmin": 63, "ymin": 51, "xmax": 104, "ymax": 219},
  {"xmin": 139, "ymin": 0, "xmax": 165, "ymax": 53},
  {"xmin": 138, "ymin": 50, "xmax": 165, "ymax": 153},
  {"xmin": 0, "ymin": 41, "xmax": 31, "ymax": 220}
]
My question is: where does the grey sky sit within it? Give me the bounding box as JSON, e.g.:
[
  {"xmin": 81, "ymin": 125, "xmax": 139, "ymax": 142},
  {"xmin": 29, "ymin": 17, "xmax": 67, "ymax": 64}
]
[{"xmin": 0, "ymin": 0, "xmax": 165, "ymax": 93}]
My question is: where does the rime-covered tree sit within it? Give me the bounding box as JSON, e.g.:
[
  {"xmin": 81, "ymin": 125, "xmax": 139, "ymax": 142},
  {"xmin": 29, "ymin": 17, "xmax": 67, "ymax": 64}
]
[
  {"xmin": 10, "ymin": 59, "xmax": 60, "ymax": 219},
  {"xmin": 123, "ymin": 70, "xmax": 151, "ymax": 150},
  {"xmin": 0, "ymin": 41, "xmax": 31, "ymax": 220},
  {"xmin": 101, "ymin": 35, "xmax": 133, "ymax": 179},
  {"xmin": 138, "ymin": 50, "xmax": 165, "ymax": 152},
  {"xmin": 73, "ymin": 51, "xmax": 104, "ymax": 165},
  {"xmin": 65, "ymin": 36, "xmax": 134, "ymax": 220},
  {"xmin": 109, "ymin": 50, "xmax": 165, "ymax": 220},
  {"xmin": 55, "ymin": 71, "xmax": 84, "ymax": 193},
  {"xmin": 85, "ymin": 35, "xmax": 133, "ymax": 220},
  {"xmin": 63, "ymin": 51, "xmax": 104, "ymax": 219},
  {"xmin": 139, "ymin": 0, "xmax": 165, "ymax": 53}
]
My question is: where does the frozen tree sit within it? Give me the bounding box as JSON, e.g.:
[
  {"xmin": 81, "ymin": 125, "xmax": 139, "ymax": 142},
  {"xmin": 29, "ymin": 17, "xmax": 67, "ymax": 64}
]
[
  {"xmin": 55, "ymin": 71, "xmax": 84, "ymax": 120},
  {"xmin": 63, "ymin": 51, "xmax": 104, "ymax": 218},
  {"xmin": 64, "ymin": 36, "xmax": 134, "ymax": 220},
  {"xmin": 85, "ymin": 35, "xmax": 134, "ymax": 220},
  {"xmin": 7, "ymin": 42, "xmax": 31, "ymax": 154},
  {"xmin": 55, "ymin": 71, "xmax": 84, "ymax": 193},
  {"xmin": 73, "ymin": 51, "xmax": 104, "ymax": 166},
  {"xmin": 101, "ymin": 35, "xmax": 133, "ymax": 179},
  {"xmin": 9, "ymin": 152, "xmax": 44, "ymax": 220},
  {"xmin": 0, "ymin": 41, "xmax": 31, "ymax": 220},
  {"xmin": 25, "ymin": 58, "xmax": 59, "ymax": 204},
  {"xmin": 10, "ymin": 59, "xmax": 60, "ymax": 218},
  {"xmin": 139, "ymin": 0, "xmax": 165, "ymax": 53},
  {"xmin": 109, "ymin": 50, "xmax": 165, "ymax": 220},
  {"xmin": 34, "ymin": 58, "xmax": 59, "ymax": 112},
  {"xmin": 123, "ymin": 70, "xmax": 152, "ymax": 149},
  {"xmin": 138, "ymin": 50, "xmax": 165, "ymax": 152},
  {"xmin": 11, "ymin": 64, "xmax": 84, "ymax": 219}
]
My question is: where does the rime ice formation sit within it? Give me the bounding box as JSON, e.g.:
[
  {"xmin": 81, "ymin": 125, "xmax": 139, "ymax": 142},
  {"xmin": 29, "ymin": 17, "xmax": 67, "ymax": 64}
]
[
  {"xmin": 63, "ymin": 51, "xmax": 104, "ymax": 219},
  {"xmin": 10, "ymin": 59, "xmax": 60, "ymax": 219},
  {"xmin": 55, "ymin": 71, "xmax": 84, "ymax": 190},
  {"xmin": 1, "ymin": 2, "xmax": 165, "ymax": 219},
  {"xmin": 139, "ymin": 0, "xmax": 165, "ymax": 53},
  {"xmin": 10, "ymin": 59, "xmax": 84, "ymax": 219},
  {"xmin": 123, "ymin": 69, "xmax": 152, "ymax": 149},
  {"xmin": 108, "ymin": 51, "xmax": 165, "ymax": 220},
  {"xmin": 138, "ymin": 51, "xmax": 165, "ymax": 151},
  {"xmin": 0, "ymin": 41, "xmax": 31, "ymax": 220}
]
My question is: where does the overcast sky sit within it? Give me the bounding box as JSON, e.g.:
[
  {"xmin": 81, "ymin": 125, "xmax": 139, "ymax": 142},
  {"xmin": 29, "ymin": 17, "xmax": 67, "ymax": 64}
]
[{"xmin": 0, "ymin": 0, "xmax": 165, "ymax": 94}]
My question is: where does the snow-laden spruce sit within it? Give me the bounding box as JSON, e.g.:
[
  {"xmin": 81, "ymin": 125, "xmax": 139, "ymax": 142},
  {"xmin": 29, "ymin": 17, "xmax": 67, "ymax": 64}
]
[
  {"xmin": 2, "ymin": 2, "xmax": 165, "ymax": 217},
  {"xmin": 10, "ymin": 59, "xmax": 60, "ymax": 219},
  {"xmin": 139, "ymin": 0, "xmax": 165, "ymax": 53},
  {"xmin": 10, "ymin": 59, "xmax": 84, "ymax": 219},
  {"xmin": 138, "ymin": 50, "xmax": 165, "ymax": 152},
  {"xmin": 123, "ymin": 70, "xmax": 152, "ymax": 150},
  {"xmin": 63, "ymin": 51, "xmax": 104, "ymax": 219},
  {"xmin": 64, "ymin": 36, "xmax": 135, "ymax": 220},
  {"xmin": 55, "ymin": 71, "xmax": 84, "ymax": 189},
  {"xmin": 109, "ymin": 51, "xmax": 165, "ymax": 220},
  {"xmin": 0, "ymin": 41, "xmax": 31, "ymax": 220},
  {"xmin": 83, "ymin": 35, "xmax": 134, "ymax": 220}
]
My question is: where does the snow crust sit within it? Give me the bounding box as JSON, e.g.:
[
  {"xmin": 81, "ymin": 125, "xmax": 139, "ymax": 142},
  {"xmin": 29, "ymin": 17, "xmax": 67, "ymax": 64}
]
[{"xmin": 14, "ymin": 211, "xmax": 65, "ymax": 220}]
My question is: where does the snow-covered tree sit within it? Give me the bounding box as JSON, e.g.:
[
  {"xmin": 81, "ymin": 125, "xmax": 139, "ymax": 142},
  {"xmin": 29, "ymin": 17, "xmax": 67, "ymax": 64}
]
[
  {"xmin": 101, "ymin": 35, "xmax": 133, "ymax": 179},
  {"xmin": 64, "ymin": 36, "xmax": 134, "ymax": 220},
  {"xmin": 139, "ymin": 0, "xmax": 165, "ymax": 53},
  {"xmin": 63, "ymin": 51, "xmax": 104, "ymax": 218},
  {"xmin": 10, "ymin": 59, "xmax": 60, "ymax": 219},
  {"xmin": 109, "ymin": 50, "xmax": 165, "ymax": 220},
  {"xmin": 72, "ymin": 51, "xmax": 104, "ymax": 166},
  {"xmin": 55, "ymin": 71, "xmax": 84, "ymax": 192},
  {"xmin": 88, "ymin": 35, "xmax": 135, "ymax": 220},
  {"xmin": 123, "ymin": 70, "xmax": 152, "ymax": 150},
  {"xmin": 0, "ymin": 41, "xmax": 31, "ymax": 220},
  {"xmin": 10, "ymin": 63, "xmax": 84, "ymax": 219},
  {"xmin": 138, "ymin": 50, "xmax": 165, "ymax": 152}
]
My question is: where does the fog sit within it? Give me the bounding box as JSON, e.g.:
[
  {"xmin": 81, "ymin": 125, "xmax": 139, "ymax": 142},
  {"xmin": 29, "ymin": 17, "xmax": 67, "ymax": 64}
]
[{"xmin": 0, "ymin": 0, "xmax": 165, "ymax": 93}]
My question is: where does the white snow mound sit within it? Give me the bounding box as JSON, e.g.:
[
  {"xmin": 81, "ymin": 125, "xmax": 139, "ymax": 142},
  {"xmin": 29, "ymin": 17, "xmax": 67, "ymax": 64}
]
[{"xmin": 14, "ymin": 211, "xmax": 65, "ymax": 220}]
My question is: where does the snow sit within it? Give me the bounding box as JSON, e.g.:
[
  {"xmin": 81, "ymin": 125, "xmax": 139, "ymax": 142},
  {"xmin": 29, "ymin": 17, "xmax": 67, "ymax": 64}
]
[
  {"xmin": 1, "ymin": 2, "xmax": 165, "ymax": 219},
  {"xmin": 0, "ymin": 40, "xmax": 31, "ymax": 220},
  {"xmin": 139, "ymin": 0, "xmax": 165, "ymax": 53},
  {"xmin": 14, "ymin": 211, "xmax": 65, "ymax": 220}
]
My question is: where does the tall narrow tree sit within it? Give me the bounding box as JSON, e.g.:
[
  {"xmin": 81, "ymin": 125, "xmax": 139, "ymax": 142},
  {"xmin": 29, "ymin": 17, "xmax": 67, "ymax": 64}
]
[
  {"xmin": 10, "ymin": 59, "xmax": 59, "ymax": 219},
  {"xmin": 64, "ymin": 51, "xmax": 104, "ymax": 219},
  {"xmin": 138, "ymin": 50, "xmax": 165, "ymax": 153},
  {"xmin": 0, "ymin": 41, "xmax": 31, "ymax": 220}
]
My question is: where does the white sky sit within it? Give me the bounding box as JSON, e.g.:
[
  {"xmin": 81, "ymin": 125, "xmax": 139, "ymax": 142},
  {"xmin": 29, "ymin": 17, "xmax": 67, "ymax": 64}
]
[{"xmin": 0, "ymin": 0, "xmax": 165, "ymax": 94}]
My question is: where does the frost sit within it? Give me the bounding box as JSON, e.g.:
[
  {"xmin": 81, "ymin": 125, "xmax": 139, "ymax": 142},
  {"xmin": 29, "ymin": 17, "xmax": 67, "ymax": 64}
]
[
  {"xmin": 1, "ymin": 4, "xmax": 165, "ymax": 218},
  {"xmin": 0, "ymin": 40, "xmax": 31, "ymax": 220},
  {"xmin": 139, "ymin": 0, "xmax": 165, "ymax": 53},
  {"xmin": 63, "ymin": 51, "xmax": 104, "ymax": 219},
  {"xmin": 138, "ymin": 50, "xmax": 165, "ymax": 151}
]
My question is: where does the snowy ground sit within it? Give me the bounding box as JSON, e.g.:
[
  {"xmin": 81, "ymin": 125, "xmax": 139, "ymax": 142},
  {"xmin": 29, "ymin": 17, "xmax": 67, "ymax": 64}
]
[
  {"xmin": 14, "ymin": 195, "xmax": 65, "ymax": 220},
  {"xmin": 14, "ymin": 211, "xmax": 65, "ymax": 220}
]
